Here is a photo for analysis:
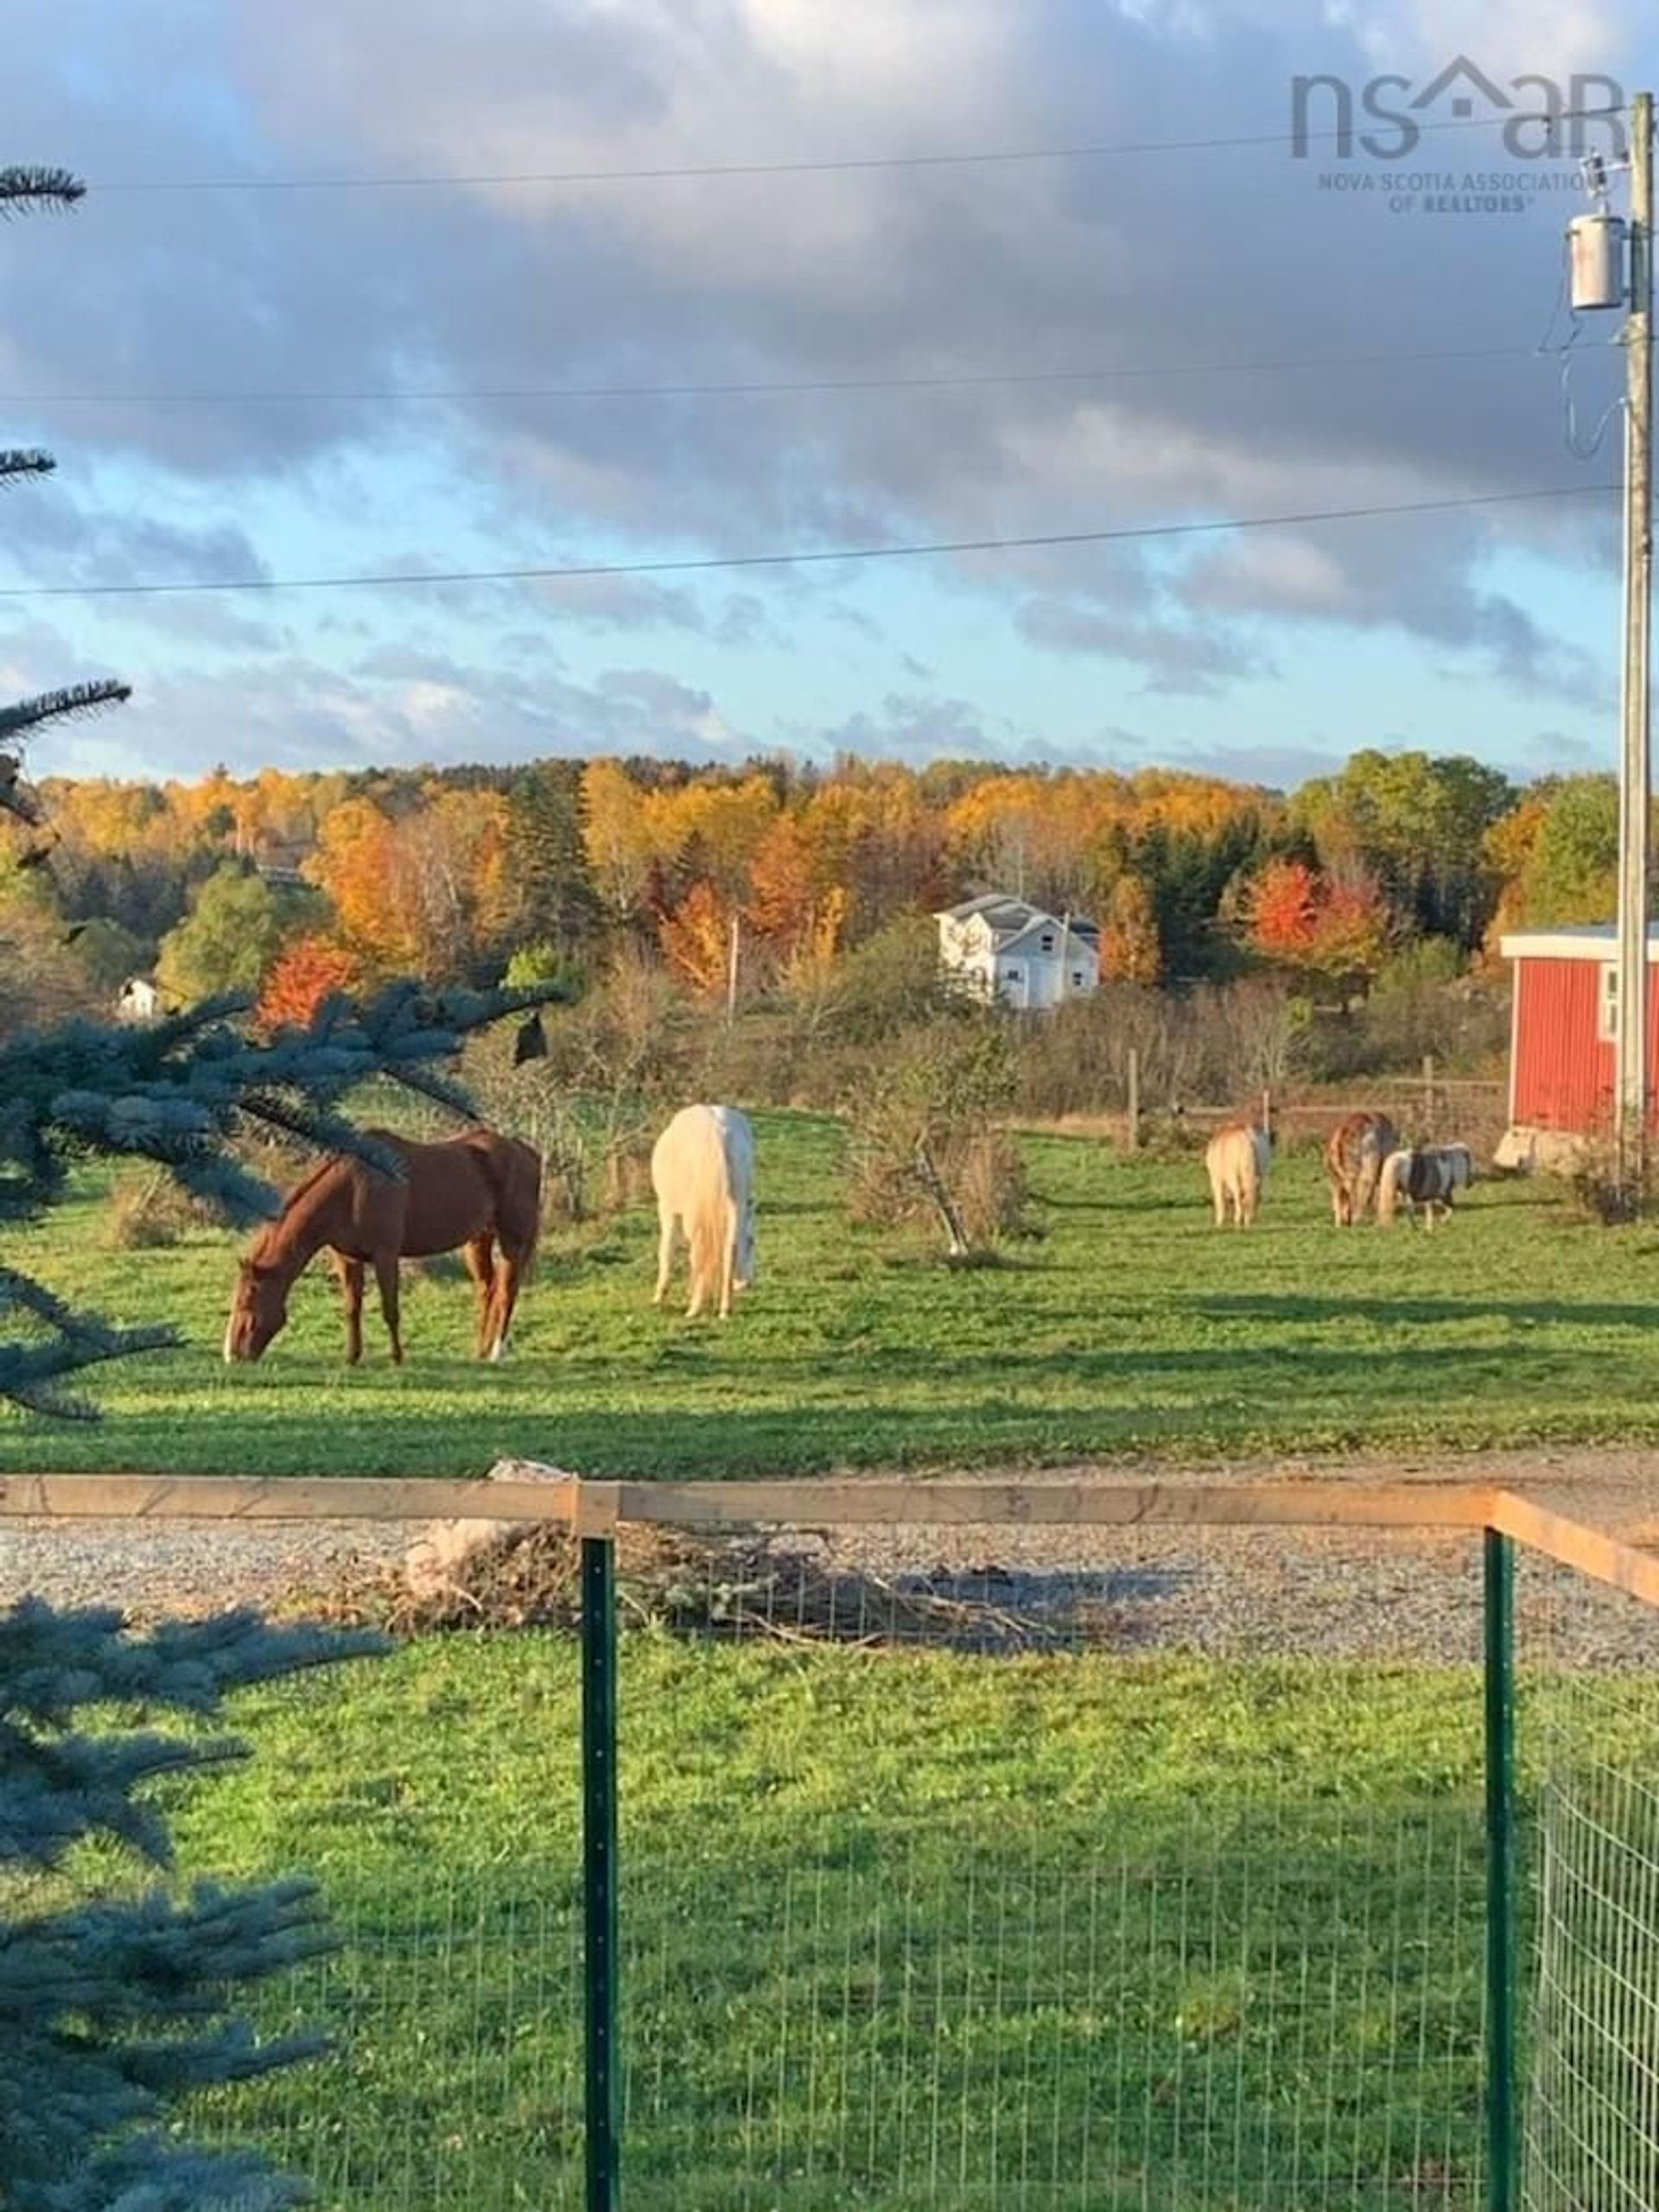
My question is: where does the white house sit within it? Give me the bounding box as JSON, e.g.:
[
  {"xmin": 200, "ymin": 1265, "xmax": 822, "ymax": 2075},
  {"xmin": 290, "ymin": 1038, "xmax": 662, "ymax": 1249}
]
[
  {"xmin": 935, "ymin": 894, "xmax": 1100, "ymax": 1010},
  {"xmin": 116, "ymin": 976, "xmax": 163, "ymax": 1025}
]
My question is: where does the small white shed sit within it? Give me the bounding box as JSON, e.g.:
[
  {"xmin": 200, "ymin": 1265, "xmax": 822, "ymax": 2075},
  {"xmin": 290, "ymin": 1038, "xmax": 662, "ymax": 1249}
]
[{"xmin": 116, "ymin": 976, "xmax": 163, "ymax": 1025}]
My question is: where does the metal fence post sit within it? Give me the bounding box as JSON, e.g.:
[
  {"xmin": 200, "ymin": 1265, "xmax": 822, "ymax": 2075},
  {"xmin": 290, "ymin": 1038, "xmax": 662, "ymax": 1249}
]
[
  {"xmin": 1484, "ymin": 1526, "xmax": 1517, "ymax": 2212},
  {"xmin": 582, "ymin": 1534, "xmax": 620, "ymax": 2211}
]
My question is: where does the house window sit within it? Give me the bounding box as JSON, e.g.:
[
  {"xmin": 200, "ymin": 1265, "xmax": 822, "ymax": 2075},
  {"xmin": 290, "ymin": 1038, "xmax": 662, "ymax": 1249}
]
[
  {"xmin": 1039, "ymin": 931, "xmax": 1055, "ymax": 952},
  {"xmin": 1005, "ymin": 967, "xmax": 1021, "ymax": 982},
  {"xmin": 1599, "ymin": 964, "xmax": 1619, "ymax": 1042},
  {"xmin": 1071, "ymin": 970, "xmax": 1085, "ymax": 988}
]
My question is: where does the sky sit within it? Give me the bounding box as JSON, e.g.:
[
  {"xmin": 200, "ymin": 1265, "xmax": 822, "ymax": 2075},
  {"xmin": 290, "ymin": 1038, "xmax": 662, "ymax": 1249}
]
[{"xmin": 0, "ymin": 0, "xmax": 1653, "ymax": 791}]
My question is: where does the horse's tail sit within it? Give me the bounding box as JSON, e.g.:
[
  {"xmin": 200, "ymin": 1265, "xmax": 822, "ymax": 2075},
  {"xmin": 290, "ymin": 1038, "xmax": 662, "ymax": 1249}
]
[
  {"xmin": 1376, "ymin": 1149, "xmax": 1409, "ymax": 1225},
  {"xmin": 475, "ymin": 1133, "xmax": 543, "ymax": 1268},
  {"xmin": 1352, "ymin": 1122, "xmax": 1394, "ymax": 1219},
  {"xmin": 1240, "ymin": 1130, "xmax": 1267, "ymax": 1219}
]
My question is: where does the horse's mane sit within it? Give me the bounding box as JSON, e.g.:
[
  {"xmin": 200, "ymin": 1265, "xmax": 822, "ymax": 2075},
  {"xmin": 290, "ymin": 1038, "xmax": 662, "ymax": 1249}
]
[{"xmin": 246, "ymin": 1148, "xmax": 350, "ymax": 1262}]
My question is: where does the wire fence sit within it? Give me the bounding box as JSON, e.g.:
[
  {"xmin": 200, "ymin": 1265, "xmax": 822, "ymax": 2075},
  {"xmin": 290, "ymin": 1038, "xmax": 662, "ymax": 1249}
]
[
  {"xmin": 1517, "ymin": 1547, "xmax": 1659, "ymax": 2212},
  {"xmin": 3, "ymin": 1475, "xmax": 1656, "ymax": 2211}
]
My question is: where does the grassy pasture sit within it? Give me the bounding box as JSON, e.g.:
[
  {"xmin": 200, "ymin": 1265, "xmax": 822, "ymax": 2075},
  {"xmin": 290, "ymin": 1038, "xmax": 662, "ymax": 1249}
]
[
  {"xmin": 183, "ymin": 1637, "xmax": 1513, "ymax": 2210},
  {"xmin": 1, "ymin": 1112, "xmax": 1655, "ymax": 1478}
]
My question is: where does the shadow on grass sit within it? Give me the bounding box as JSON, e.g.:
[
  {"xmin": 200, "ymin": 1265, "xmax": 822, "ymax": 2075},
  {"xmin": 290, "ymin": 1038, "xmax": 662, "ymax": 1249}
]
[{"xmin": 1195, "ymin": 1291, "xmax": 1657, "ymax": 1331}]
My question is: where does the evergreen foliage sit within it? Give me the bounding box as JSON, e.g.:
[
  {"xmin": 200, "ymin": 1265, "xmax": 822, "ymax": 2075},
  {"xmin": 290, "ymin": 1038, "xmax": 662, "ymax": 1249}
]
[{"xmin": 0, "ymin": 1598, "xmax": 385, "ymax": 2210}]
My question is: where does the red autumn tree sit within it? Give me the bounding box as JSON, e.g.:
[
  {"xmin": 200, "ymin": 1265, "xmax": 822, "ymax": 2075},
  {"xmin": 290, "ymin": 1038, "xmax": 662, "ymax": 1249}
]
[
  {"xmin": 1245, "ymin": 857, "xmax": 1321, "ymax": 962},
  {"xmin": 257, "ymin": 934, "xmax": 363, "ymax": 1031},
  {"xmin": 1245, "ymin": 857, "xmax": 1391, "ymax": 987}
]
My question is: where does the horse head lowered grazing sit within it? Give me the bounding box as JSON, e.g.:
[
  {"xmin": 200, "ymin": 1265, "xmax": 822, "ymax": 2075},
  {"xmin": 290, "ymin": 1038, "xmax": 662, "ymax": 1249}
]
[
  {"xmin": 1205, "ymin": 1120, "xmax": 1273, "ymax": 1228},
  {"xmin": 650, "ymin": 1103, "xmax": 755, "ymax": 1319},
  {"xmin": 1324, "ymin": 1109, "xmax": 1401, "ymax": 1226},
  {"xmin": 1376, "ymin": 1142, "xmax": 1474, "ymax": 1230},
  {"xmin": 225, "ymin": 1128, "xmax": 542, "ymax": 1366}
]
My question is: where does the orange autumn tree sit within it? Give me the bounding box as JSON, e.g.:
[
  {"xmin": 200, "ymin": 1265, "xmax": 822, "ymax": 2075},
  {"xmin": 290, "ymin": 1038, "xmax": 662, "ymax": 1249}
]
[
  {"xmin": 747, "ymin": 810, "xmax": 849, "ymax": 978},
  {"xmin": 1245, "ymin": 856, "xmax": 1392, "ymax": 988},
  {"xmin": 257, "ymin": 935, "xmax": 362, "ymax": 1031}
]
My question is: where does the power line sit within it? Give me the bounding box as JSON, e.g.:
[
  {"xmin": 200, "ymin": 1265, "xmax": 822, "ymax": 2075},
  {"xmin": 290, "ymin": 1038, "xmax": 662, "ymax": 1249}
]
[
  {"xmin": 91, "ymin": 109, "xmax": 1619, "ymax": 194},
  {"xmin": 0, "ymin": 341, "xmax": 1596, "ymax": 410},
  {"xmin": 0, "ymin": 483, "xmax": 1615, "ymax": 603}
]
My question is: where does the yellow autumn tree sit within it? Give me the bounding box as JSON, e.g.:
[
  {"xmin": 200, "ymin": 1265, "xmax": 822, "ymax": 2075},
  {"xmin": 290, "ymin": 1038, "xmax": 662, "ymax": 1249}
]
[
  {"xmin": 1096, "ymin": 874, "xmax": 1161, "ymax": 983},
  {"xmin": 658, "ymin": 879, "xmax": 733, "ymax": 998}
]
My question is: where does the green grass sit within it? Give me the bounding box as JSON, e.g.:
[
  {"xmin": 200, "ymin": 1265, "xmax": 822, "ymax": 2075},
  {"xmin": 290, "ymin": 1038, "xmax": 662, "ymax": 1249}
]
[
  {"xmin": 168, "ymin": 1639, "xmax": 1528, "ymax": 2210},
  {"xmin": 3, "ymin": 1113, "xmax": 1656, "ymax": 1477}
]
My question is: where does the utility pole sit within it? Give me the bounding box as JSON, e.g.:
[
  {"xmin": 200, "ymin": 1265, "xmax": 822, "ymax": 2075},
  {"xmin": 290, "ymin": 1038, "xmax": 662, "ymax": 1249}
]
[
  {"xmin": 1570, "ymin": 93, "xmax": 1654, "ymax": 1200},
  {"xmin": 1617, "ymin": 91, "xmax": 1653, "ymax": 1199}
]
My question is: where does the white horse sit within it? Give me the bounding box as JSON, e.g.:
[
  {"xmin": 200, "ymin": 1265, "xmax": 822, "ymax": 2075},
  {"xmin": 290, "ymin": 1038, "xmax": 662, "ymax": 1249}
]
[
  {"xmin": 1205, "ymin": 1122, "xmax": 1272, "ymax": 1228},
  {"xmin": 1376, "ymin": 1143, "xmax": 1474, "ymax": 1229},
  {"xmin": 651, "ymin": 1104, "xmax": 756, "ymax": 1319}
]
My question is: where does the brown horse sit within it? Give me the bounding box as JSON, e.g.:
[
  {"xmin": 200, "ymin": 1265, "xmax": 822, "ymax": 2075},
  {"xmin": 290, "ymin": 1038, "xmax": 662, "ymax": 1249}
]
[
  {"xmin": 1324, "ymin": 1109, "xmax": 1401, "ymax": 1226},
  {"xmin": 224, "ymin": 1128, "xmax": 542, "ymax": 1366}
]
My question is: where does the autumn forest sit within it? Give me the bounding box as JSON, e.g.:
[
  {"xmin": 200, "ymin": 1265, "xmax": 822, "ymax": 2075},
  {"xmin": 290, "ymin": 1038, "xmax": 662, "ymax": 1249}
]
[{"xmin": 0, "ymin": 747, "xmax": 1629, "ymax": 1056}]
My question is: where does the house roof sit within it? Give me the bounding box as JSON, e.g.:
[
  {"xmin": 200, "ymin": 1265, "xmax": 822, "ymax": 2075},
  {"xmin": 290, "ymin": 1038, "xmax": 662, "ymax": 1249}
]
[
  {"xmin": 938, "ymin": 893, "xmax": 1098, "ymax": 943},
  {"xmin": 998, "ymin": 918, "xmax": 1100, "ymax": 959},
  {"xmin": 1499, "ymin": 925, "xmax": 1659, "ymax": 963}
]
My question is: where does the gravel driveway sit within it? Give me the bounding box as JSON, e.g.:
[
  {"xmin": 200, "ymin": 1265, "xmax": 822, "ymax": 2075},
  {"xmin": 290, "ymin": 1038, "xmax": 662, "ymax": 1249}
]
[{"xmin": 3, "ymin": 1444, "xmax": 1656, "ymax": 1665}]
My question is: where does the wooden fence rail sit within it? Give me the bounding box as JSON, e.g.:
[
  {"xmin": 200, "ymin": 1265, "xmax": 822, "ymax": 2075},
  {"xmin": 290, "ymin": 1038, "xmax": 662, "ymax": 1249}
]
[{"xmin": 3, "ymin": 1472, "xmax": 1656, "ymax": 1610}]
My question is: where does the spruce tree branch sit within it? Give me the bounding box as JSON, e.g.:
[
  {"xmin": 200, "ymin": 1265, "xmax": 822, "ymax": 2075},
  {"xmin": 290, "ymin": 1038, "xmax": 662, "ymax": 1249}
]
[
  {"xmin": 0, "ymin": 165, "xmax": 86, "ymax": 213},
  {"xmin": 0, "ymin": 680, "xmax": 134, "ymax": 738}
]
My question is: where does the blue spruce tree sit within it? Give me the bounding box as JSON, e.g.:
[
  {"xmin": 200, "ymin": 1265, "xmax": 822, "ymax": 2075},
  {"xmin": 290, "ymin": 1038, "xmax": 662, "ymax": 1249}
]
[{"xmin": 0, "ymin": 164, "xmax": 551, "ymax": 2202}]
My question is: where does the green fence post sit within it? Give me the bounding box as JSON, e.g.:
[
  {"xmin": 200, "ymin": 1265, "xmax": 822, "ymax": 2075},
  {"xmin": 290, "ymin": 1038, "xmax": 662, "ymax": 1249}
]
[
  {"xmin": 582, "ymin": 1535, "xmax": 620, "ymax": 2212},
  {"xmin": 1484, "ymin": 1526, "xmax": 1516, "ymax": 2212}
]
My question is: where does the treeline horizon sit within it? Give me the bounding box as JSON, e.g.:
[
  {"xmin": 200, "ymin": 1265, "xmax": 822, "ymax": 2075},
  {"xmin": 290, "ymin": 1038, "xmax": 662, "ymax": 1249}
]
[{"xmin": 0, "ymin": 746, "xmax": 1630, "ymax": 1037}]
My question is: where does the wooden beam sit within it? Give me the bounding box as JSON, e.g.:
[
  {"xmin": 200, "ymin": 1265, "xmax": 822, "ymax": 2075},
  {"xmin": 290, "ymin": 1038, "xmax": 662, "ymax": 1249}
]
[
  {"xmin": 0, "ymin": 1473, "xmax": 1502, "ymax": 1530},
  {"xmin": 0, "ymin": 1475, "xmax": 582, "ymax": 1524},
  {"xmin": 610, "ymin": 1479, "xmax": 1501, "ymax": 1530},
  {"xmin": 1488, "ymin": 1490, "xmax": 1659, "ymax": 1612}
]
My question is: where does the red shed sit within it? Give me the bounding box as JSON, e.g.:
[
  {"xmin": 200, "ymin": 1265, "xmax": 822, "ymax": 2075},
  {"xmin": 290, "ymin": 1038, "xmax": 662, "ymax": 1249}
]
[{"xmin": 1497, "ymin": 925, "xmax": 1659, "ymax": 1167}]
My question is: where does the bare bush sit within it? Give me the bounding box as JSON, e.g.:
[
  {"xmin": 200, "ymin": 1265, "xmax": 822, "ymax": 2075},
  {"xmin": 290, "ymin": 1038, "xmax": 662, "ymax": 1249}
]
[{"xmin": 845, "ymin": 1018, "xmax": 1035, "ymax": 1255}]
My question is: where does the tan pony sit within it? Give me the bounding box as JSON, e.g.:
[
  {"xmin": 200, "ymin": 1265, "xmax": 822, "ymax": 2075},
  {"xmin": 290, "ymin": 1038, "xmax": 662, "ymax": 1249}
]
[
  {"xmin": 1205, "ymin": 1122, "xmax": 1273, "ymax": 1227},
  {"xmin": 225, "ymin": 1128, "xmax": 542, "ymax": 1365},
  {"xmin": 1376, "ymin": 1143, "xmax": 1474, "ymax": 1230},
  {"xmin": 651, "ymin": 1103, "xmax": 756, "ymax": 1319},
  {"xmin": 1324, "ymin": 1109, "xmax": 1401, "ymax": 1225}
]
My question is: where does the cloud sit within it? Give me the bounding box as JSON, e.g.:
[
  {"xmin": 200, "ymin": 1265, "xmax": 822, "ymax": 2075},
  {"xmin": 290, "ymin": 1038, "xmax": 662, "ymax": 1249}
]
[
  {"xmin": 0, "ymin": 0, "xmax": 1637, "ymax": 772},
  {"xmin": 1015, "ymin": 593, "xmax": 1279, "ymax": 694},
  {"xmin": 817, "ymin": 689, "xmax": 1021, "ymax": 762}
]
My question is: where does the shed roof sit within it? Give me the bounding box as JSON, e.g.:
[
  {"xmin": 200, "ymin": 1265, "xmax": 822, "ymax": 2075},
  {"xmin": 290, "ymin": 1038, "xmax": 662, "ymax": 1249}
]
[{"xmin": 1499, "ymin": 925, "xmax": 1659, "ymax": 963}]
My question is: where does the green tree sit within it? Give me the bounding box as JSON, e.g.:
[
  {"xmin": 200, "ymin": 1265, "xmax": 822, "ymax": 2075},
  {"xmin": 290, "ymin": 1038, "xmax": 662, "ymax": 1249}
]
[
  {"xmin": 156, "ymin": 861, "xmax": 323, "ymax": 1003},
  {"xmin": 1505, "ymin": 775, "xmax": 1620, "ymax": 927},
  {"xmin": 503, "ymin": 761, "xmax": 601, "ymax": 957},
  {"xmin": 1292, "ymin": 750, "xmax": 1515, "ymax": 950},
  {"xmin": 65, "ymin": 913, "xmax": 152, "ymax": 995}
]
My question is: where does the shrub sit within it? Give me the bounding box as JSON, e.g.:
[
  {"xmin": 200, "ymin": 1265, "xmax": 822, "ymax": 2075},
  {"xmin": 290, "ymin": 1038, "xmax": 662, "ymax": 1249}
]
[
  {"xmin": 103, "ymin": 1166, "xmax": 210, "ymax": 1249},
  {"xmin": 844, "ymin": 1016, "xmax": 1035, "ymax": 1254}
]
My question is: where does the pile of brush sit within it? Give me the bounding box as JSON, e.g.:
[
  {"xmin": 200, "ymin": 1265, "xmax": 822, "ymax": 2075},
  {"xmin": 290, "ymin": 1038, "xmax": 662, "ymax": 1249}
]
[{"xmin": 306, "ymin": 1519, "xmax": 1124, "ymax": 1653}]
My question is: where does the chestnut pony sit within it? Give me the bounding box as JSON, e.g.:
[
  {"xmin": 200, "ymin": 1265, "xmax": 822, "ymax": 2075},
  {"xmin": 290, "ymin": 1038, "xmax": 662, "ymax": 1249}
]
[{"xmin": 225, "ymin": 1128, "xmax": 542, "ymax": 1366}]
